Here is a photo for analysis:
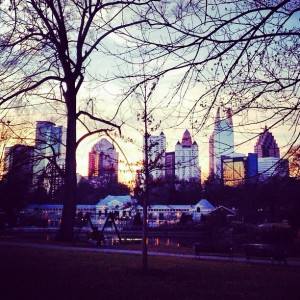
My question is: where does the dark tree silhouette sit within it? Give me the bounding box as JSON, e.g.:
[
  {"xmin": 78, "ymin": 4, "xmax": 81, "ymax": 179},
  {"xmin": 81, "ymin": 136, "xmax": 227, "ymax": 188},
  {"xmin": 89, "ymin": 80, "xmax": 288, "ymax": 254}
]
[
  {"xmin": 1, "ymin": 0, "xmax": 299, "ymax": 245},
  {"xmin": 76, "ymin": 178, "xmax": 130, "ymax": 205},
  {"xmin": 123, "ymin": 0, "xmax": 299, "ymax": 149},
  {"xmin": 0, "ymin": 0, "xmax": 159, "ymax": 241},
  {"xmin": 0, "ymin": 143, "xmax": 34, "ymax": 219}
]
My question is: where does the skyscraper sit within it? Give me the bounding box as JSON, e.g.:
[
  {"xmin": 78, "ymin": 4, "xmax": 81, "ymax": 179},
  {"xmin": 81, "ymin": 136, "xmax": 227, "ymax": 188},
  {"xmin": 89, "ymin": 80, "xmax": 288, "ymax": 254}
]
[
  {"xmin": 254, "ymin": 126, "xmax": 280, "ymax": 158},
  {"xmin": 258, "ymin": 157, "xmax": 289, "ymax": 180},
  {"xmin": 33, "ymin": 121, "xmax": 66, "ymax": 194},
  {"xmin": 209, "ymin": 108, "xmax": 234, "ymax": 177},
  {"xmin": 175, "ymin": 129, "xmax": 200, "ymax": 183},
  {"xmin": 88, "ymin": 138, "xmax": 119, "ymax": 182},
  {"xmin": 146, "ymin": 132, "xmax": 166, "ymax": 181},
  {"xmin": 4, "ymin": 144, "xmax": 34, "ymax": 186},
  {"xmin": 165, "ymin": 151, "xmax": 175, "ymax": 183},
  {"xmin": 221, "ymin": 153, "xmax": 258, "ymax": 186},
  {"xmin": 254, "ymin": 127, "xmax": 288, "ymax": 180}
]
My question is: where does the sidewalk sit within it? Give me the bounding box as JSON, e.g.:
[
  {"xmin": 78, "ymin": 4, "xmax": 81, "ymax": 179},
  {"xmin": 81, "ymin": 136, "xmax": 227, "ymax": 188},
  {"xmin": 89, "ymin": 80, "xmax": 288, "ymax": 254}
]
[{"xmin": 1, "ymin": 240, "xmax": 300, "ymax": 267}]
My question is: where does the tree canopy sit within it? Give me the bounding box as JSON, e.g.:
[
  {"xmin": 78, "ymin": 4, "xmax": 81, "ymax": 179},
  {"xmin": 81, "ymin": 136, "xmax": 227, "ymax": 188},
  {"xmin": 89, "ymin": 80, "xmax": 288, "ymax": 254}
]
[
  {"xmin": 120, "ymin": 0, "xmax": 299, "ymax": 144},
  {"xmin": 0, "ymin": 0, "xmax": 158, "ymax": 241},
  {"xmin": 1, "ymin": 0, "xmax": 299, "ymax": 242}
]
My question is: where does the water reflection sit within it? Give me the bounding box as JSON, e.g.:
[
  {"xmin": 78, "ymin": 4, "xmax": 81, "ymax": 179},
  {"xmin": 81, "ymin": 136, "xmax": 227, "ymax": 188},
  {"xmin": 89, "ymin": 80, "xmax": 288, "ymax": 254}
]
[
  {"xmin": 103, "ymin": 235, "xmax": 249, "ymax": 252},
  {"xmin": 106, "ymin": 235, "xmax": 184, "ymax": 247},
  {"xmin": 149, "ymin": 237, "xmax": 175, "ymax": 247},
  {"xmin": 15, "ymin": 231, "xmax": 247, "ymax": 252}
]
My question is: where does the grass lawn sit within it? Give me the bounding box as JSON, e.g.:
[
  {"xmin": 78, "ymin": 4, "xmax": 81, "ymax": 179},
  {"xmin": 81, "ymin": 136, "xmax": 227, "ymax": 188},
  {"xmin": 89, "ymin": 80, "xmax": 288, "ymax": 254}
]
[{"xmin": 0, "ymin": 244, "xmax": 299, "ymax": 300}]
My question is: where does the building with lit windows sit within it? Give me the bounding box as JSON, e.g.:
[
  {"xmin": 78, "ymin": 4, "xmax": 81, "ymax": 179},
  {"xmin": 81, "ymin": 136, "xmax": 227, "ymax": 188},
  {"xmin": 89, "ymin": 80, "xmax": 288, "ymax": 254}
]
[
  {"xmin": 165, "ymin": 151, "xmax": 175, "ymax": 183},
  {"xmin": 175, "ymin": 130, "xmax": 200, "ymax": 183},
  {"xmin": 33, "ymin": 121, "xmax": 66, "ymax": 197},
  {"xmin": 209, "ymin": 108, "xmax": 234, "ymax": 177},
  {"xmin": 146, "ymin": 132, "xmax": 166, "ymax": 181},
  {"xmin": 95, "ymin": 195, "xmax": 135, "ymax": 219},
  {"xmin": 24, "ymin": 197, "xmax": 226, "ymax": 229},
  {"xmin": 88, "ymin": 138, "xmax": 119, "ymax": 183},
  {"xmin": 254, "ymin": 127, "xmax": 289, "ymax": 180},
  {"xmin": 45, "ymin": 158, "xmax": 66, "ymax": 197},
  {"xmin": 258, "ymin": 157, "xmax": 289, "ymax": 180},
  {"xmin": 221, "ymin": 153, "xmax": 258, "ymax": 186},
  {"xmin": 4, "ymin": 144, "xmax": 34, "ymax": 186},
  {"xmin": 136, "ymin": 199, "xmax": 215, "ymax": 227},
  {"xmin": 254, "ymin": 126, "xmax": 280, "ymax": 158}
]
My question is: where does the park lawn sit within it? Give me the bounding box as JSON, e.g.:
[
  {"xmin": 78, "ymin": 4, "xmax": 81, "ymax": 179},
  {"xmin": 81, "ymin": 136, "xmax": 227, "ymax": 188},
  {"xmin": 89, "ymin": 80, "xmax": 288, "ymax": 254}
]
[{"xmin": 0, "ymin": 244, "xmax": 299, "ymax": 300}]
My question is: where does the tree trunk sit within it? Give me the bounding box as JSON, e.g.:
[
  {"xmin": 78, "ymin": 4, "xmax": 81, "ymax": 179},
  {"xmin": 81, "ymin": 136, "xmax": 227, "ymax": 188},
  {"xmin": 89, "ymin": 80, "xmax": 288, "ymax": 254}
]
[
  {"xmin": 142, "ymin": 125, "xmax": 149, "ymax": 272},
  {"xmin": 57, "ymin": 87, "xmax": 77, "ymax": 242},
  {"xmin": 142, "ymin": 192, "xmax": 148, "ymax": 272}
]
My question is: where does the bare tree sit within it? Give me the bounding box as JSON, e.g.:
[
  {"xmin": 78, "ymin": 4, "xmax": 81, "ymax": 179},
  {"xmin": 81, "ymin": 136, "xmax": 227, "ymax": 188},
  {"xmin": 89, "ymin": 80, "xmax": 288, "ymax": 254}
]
[
  {"xmin": 116, "ymin": 43, "xmax": 176, "ymax": 270},
  {"xmin": 1, "ymin": 0, "xmax": 299, "ymax": 241},
  {"xmin": 0, "ymin": 0, "xmax": 158, "ymax": 241},
  {"xmin": 130, "ymin": 74, "xmax": 162, "ymax": 272},
  {"xmin": 121, "ymin": 0, "xmax": 299, "ymax": 146}
]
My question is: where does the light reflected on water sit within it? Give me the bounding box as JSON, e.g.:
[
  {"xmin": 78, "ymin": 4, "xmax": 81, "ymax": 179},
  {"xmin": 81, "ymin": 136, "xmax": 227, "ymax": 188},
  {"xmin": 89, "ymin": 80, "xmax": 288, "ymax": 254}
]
[
  {"xmin": 103, "ymin": 236, "xmax": 182, "ymax": 247},
  {"xmin": 19, "ymin": 231, "xmax": 208, "ymax": 249},
  {"xmin": 150, "ymin": 237, "xmax": 175, "ymax": 247}
]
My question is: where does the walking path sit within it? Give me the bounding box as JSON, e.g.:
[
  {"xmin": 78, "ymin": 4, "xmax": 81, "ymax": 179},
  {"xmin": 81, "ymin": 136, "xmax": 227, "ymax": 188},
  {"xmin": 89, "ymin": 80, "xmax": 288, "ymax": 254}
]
[{"xmin": 1, "ymin": 240, "xmax": 300, "ymax": 267}]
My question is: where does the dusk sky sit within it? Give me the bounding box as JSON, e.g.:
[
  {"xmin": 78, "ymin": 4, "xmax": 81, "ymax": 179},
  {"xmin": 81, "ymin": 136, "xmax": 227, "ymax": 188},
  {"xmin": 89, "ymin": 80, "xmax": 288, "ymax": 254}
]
[
  {"xmin": 1, "ymin": 3, "xmax": 300, "ymax": 290},
  {"xmin": 1, "ymin": 1, "xmax": 299, "ymax": 187}
]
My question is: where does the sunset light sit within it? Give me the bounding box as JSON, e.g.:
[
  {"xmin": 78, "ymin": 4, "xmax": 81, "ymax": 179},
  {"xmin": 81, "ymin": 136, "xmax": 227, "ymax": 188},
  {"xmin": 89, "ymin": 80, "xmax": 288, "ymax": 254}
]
[{"xmin": 0, "ymin": 1, "xmax": 299, "ymax": 294}]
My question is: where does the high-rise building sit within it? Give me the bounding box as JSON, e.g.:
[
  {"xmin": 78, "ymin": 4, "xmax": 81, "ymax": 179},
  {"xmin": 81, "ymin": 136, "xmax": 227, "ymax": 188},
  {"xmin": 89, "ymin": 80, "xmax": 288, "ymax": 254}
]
[
  {"xmin": 45, "ymin": 158, "xmax": 66, "ymax": 197},
  {"xmin": 221, "ymin": 153, "xmax": 258, "ymax": 186},
  {"xmin": 254, "ymin": 127, "xmax": 287, "ymax": 180},
  {"xmin": 88, "ymin": 138, "xmax": 119, "ymax": 182},
  {"xmin": 146, "ymin": 132, "xmax": 166, "ymax": 181},
  {"xmin": 33, "ymin": 121, "xmax": 66, "ymax": 195},
  {"xmin": 254, "ymin": 126, "xmax": 280, "ymax": 158},
  {"xmin": 258, "ymin": 157, "xmax": 289, "ymax": 180},
  {"xmin": 209, "ymin": 108, "xmax": 234, "ymax": 177},
  {"xmin": 175, "ymin": 130, "xmax": 200, "ymax": 183},
  {"xmin": 165, "ymin": 151, "xmax": 175, "ymax": 183},
  {"xmin": 4, "ymin": 144, "xmax": 34, "ymax": 186}
]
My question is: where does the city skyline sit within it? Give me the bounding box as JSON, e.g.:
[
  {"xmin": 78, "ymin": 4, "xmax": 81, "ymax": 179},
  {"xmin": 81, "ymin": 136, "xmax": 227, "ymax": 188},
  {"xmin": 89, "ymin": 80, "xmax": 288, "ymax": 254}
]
[
  {"xmin": 1, "ymin": 109, "xmax": 290, "ymax": 190},
  {"xmin": 1, "ymin": 95, "xmax": 294, "ymax": 186},
  {"xmin": 1, "ymin": 0, "xmax": 299, "ymax": 279},
  {"xmin": 80, "ymin": 113, "xmax": 292, "ymax": 186}
]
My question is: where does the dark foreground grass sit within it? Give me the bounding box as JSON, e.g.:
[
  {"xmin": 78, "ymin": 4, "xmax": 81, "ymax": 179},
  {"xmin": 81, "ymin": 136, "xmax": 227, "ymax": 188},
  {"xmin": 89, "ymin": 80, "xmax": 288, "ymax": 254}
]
[{"xmin": 0, "ymin": 244, "xmax": 299, "ymax": 300}]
